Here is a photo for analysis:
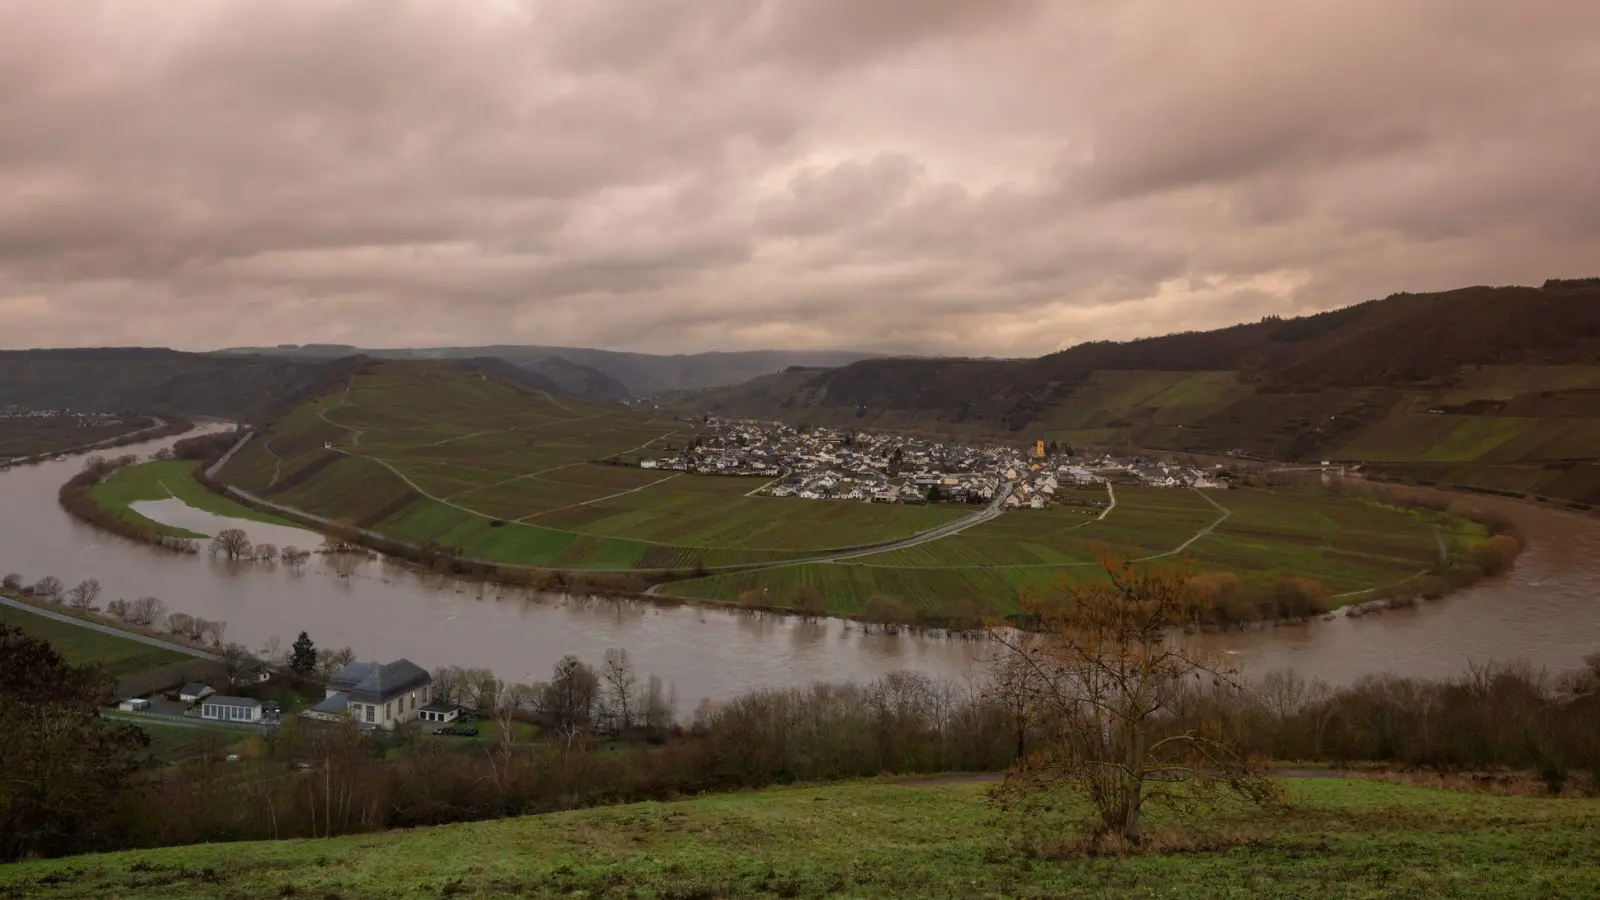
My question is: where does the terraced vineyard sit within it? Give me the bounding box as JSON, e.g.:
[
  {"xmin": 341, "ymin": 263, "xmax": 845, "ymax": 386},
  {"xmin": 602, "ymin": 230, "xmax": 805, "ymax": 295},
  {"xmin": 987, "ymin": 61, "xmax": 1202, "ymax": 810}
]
[
  {"xmin": 216, "ymin": 361, "xmax": 968, "ymax": 571},
  {"xmin": 213, "ymin": 360, "xmax": 1489, "ymax": 615},
  {"xmin": 659, "ymin": 484, "xmax": 1476, "ymax": 616}
]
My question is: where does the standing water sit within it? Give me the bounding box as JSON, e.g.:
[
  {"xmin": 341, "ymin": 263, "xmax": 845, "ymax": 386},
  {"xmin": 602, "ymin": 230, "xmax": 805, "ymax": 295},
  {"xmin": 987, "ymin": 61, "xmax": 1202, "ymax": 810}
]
[{"xmin": 3, "ymin": 425, "xmax": 1599, "ymax": 709}]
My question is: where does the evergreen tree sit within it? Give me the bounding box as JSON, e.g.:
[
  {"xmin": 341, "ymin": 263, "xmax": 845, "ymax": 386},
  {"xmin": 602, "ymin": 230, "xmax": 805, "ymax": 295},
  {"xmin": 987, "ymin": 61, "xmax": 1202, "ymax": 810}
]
[{"xmin": 289, "ymin": 631, "xmax": 318, "ymax": 676}]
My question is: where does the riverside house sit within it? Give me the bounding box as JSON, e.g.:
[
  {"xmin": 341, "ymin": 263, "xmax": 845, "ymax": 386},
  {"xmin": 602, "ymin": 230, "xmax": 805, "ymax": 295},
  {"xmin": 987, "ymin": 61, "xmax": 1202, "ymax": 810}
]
[{"xmin": 306, "ymin": 659, "xmax": 433, "ymax": 730}]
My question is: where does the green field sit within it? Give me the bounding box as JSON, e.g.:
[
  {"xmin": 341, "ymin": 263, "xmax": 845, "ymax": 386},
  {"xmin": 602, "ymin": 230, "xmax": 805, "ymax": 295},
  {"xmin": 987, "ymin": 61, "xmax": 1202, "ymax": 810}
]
[
  {"xmin": 0, "ymin": 602, "xmax": 190, "ymax": 679},
  {"xmin": 89, "ymin": 459, "xmax": 299, "ymax": 539},
  {"xmin": 3, "ymin": 778, "xmax": 1596, "ymax": 898},
  {"xmin": 217, "ymin": 362, "xmax": 966, "ymax": 570},
  {"xmin": 662, "ymin": 484, "xmax": 1460, "ymax": 615}
]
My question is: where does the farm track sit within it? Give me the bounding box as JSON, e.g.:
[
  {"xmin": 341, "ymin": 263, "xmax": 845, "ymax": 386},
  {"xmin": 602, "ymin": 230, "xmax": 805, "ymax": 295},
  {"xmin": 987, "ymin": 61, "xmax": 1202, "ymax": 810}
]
[
  {"xmin": 837, "ymin": 484, "xmax": 1228, "ymax": 571},
  {"xmin": 518, "ymin": 471, "xmax": 685, "ymax": 522},
  {"xmin": 446, "ymin": 429, "xmax": 681, "ymax": 500}
]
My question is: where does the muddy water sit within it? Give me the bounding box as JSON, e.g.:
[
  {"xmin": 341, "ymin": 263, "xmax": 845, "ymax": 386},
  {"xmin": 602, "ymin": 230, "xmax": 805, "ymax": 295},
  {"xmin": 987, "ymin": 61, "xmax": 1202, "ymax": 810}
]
[{"xmin": 3, "ymin": 425, "xmax": 1598, "ymax": 711}]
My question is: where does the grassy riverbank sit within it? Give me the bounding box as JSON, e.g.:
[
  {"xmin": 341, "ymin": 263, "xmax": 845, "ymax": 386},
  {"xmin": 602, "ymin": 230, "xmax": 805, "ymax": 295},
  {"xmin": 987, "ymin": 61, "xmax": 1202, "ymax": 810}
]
[
  {"xmin": 0, "ymin": 601, "xmax": 191, "ymax": 679},
  {"xmin": 89, "ymin": 459, "xmax": 298, "ymax": 539},
  {"xmin": 3, "ymin": 778, "xmax": 1597, "ymax": 898}
]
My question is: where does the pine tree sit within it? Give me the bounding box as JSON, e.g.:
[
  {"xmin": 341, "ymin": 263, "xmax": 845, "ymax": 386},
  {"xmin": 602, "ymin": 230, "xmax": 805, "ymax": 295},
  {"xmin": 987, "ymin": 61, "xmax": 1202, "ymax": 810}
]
[{"xmin": 289, "ymin": 631, "xmax": 318, "ymax": 676}]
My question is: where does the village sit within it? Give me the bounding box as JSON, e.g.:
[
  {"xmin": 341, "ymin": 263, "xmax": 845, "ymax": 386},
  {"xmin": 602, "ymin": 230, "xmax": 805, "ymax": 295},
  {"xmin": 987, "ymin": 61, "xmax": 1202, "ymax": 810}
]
[{"xmin": 637, "ymin": 416, "xmax": 1229, "ymax": 510}]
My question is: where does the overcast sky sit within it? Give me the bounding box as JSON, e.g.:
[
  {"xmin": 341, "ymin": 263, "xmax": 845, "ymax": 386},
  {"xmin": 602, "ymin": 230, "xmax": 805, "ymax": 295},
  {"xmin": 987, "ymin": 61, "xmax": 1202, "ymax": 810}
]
[{"xmin": 2, "ymin": 1, "xmax": 1596, "ymax": 356}]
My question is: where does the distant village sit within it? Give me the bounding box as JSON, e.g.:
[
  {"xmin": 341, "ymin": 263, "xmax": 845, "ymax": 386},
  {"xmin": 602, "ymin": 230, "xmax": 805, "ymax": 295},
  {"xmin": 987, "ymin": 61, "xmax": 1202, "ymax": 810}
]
[{"xmin": 632, "ymin": 417, "xmax": 1229, "ymax": 509}]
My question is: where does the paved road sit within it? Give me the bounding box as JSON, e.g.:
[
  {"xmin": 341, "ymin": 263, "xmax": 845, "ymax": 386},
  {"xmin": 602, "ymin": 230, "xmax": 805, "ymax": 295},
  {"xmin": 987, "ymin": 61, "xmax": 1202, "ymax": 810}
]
[{"xmin": 0, "ymin": 594, "xmax": 220, "ymax": 661}]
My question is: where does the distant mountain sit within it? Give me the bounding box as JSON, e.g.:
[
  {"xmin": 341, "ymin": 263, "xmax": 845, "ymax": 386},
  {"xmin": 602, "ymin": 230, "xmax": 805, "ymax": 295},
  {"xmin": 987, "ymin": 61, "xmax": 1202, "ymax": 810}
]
[
  {"xmin": 0, "ymin": 348, "xmax": 342, "ymax": 421},
  {"xmin": 213, "ymin": 344, "xmax": 881, "ymax": 395}
]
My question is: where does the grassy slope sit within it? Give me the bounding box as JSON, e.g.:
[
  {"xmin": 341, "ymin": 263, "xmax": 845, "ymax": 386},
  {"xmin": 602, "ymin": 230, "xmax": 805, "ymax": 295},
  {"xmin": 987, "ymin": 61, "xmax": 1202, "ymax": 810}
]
[
  {"xmin": 0, "ymin": 603, "xmax": 189, "ymax": 679},
  {"xmin": 4, "ymin": 779, "xmax": 1597, "ymax": 898},
  {"xmin": 88, "ymin": 459, "xmax": 298, "ymax": 539},
  {"xmin": 662, "ymin": 485, "xmax": 1459, "ymax": 615},
  {"xmin": 219, "ymin": 361, "xmax": 963, "ymax": 570}
]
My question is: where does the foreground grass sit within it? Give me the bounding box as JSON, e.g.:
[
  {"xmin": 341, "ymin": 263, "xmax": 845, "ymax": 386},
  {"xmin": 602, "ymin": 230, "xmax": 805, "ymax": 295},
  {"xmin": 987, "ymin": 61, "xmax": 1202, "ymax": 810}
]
[
  {"xmin": 0, "ymin": 603, "xmax": 189, "ymax": 679},
  {"xmin": 89, "ymin": 459, "xmax": 298, "ymax": 538},
  {"xmin": 4, "ymin": 779, "xmax": 1598, "ymax": 898}
]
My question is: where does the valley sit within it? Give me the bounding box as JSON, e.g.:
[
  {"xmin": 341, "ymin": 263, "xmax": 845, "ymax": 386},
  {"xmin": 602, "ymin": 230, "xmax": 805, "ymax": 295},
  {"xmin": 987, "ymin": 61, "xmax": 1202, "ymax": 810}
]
[{"xmin": 187, "ymin": 359, "xmax": 1491, "ymax": 619}]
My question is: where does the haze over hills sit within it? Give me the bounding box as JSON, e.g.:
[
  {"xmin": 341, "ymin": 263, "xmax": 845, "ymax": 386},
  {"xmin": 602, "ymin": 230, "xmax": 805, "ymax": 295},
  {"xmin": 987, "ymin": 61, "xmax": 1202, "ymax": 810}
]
[
  {"xmin": 677, "ymin": 281, "xmax": 1600, "ymax": 504},
  {"xmin": 214, "ymin": 344, "xmax": 883, "ymax": 398},
  {"xmin": 0, "ymin": 349, "xmax": 565, "ymax": 422}
]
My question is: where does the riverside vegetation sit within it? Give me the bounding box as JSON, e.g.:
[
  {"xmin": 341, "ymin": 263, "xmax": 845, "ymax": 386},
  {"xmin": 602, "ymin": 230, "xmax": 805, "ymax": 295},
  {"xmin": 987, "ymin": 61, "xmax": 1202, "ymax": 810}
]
[{"xmin": 2, "ymin": 557, "xmax": 1596, "ymax": 874}]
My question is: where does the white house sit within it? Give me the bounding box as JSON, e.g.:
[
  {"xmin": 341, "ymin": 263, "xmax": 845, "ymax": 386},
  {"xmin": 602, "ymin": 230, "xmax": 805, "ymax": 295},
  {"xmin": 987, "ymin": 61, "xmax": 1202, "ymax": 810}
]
[
  {"xmin": 307, "ymin": 659, "xmax": 433, "ymax": 731},
  {"xmin": 201, "ymin": 695, "xmax": 263, "ymax": 723}
]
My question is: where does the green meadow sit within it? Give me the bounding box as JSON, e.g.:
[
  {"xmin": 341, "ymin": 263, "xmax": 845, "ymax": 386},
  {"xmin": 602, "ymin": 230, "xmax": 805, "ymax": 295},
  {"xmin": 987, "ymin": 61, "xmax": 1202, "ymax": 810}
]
[{"xmin": 3, "ymin": 779, "xmax": 1596, "ymax": 899}]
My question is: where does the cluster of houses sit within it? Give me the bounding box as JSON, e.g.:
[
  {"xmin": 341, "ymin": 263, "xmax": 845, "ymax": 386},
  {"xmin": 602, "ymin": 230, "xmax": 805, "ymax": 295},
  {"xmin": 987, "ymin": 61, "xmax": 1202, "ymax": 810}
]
[
  {"xmin": 116, "ymin": 657, "xmax": 460, "ymax": 733},
  {"xmin": 636, "ymin": 417, "xmax": 1231, "ymax": 510}
]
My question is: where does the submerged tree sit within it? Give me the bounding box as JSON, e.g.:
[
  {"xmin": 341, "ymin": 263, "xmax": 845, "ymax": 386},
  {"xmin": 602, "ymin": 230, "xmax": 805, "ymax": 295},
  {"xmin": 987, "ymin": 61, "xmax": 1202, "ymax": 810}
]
[
  {"xmin": 988, "ymin": 555, "xmax": 1277, "ymax": 843},
  {"xmin": 210, "ymin": 528, "xmax": 253, "ymax": 561}
]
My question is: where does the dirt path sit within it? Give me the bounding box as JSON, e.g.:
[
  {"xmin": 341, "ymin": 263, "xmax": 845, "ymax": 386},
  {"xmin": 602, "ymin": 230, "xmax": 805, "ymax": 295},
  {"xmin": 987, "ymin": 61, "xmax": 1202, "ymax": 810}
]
[{"xmin": 519, "ymin": 472, "xmax": 685, "ymax": 522}]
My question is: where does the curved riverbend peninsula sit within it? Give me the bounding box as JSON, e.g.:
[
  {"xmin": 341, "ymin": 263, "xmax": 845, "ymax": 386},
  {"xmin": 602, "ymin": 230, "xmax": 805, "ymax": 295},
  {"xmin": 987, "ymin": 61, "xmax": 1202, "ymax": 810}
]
[{"xmin": 2, "ymin": 424, "xmax": 1596, "ymax": 712}]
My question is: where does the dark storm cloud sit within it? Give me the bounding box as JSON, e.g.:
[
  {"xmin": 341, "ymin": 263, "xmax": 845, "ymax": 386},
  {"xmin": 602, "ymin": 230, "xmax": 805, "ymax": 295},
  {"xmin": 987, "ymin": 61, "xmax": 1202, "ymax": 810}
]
[{"xmin": 0, "ymin": 0, "xmax": 1596, "ymax": 354}]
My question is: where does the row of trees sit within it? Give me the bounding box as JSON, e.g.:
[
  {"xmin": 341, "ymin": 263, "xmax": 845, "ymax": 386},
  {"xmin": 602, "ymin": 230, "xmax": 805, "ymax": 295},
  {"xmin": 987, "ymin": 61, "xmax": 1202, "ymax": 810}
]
[{"xmin": 207, "ymin": 528, "xmax": 310, "ymax": 567}]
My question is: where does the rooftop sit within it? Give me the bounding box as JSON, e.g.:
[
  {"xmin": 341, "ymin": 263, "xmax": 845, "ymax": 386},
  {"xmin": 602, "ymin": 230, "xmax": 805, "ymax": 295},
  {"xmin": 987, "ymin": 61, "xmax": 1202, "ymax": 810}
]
[{"xmin": 328, "ymin": 658, "xmax": 431, "ymax": 701}]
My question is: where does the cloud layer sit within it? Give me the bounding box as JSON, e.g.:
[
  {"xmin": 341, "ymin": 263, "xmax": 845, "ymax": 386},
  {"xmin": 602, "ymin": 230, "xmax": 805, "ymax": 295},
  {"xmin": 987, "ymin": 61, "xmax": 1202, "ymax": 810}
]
[{"xmin": 2, "ymin": 0, "xmax": 1596, "ymax": 355}]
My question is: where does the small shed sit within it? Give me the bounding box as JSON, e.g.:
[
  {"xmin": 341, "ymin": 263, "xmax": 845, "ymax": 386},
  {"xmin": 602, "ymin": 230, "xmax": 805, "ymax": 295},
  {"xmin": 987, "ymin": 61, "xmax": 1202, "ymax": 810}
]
[
  {"xmin": 179, "ymin": 683, "xmax": 215, "ymax": 704},
  {"xmin": 419, "ymin": 702, "xmax": 461, "ymax": 724},
  {"xmin": 117, "ymin": 698, "xmax": 151, "ymax": 713}
]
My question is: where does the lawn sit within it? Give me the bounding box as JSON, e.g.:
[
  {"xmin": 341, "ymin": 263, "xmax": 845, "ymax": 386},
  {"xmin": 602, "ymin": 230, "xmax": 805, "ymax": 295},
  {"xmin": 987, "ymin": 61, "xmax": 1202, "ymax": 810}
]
[
  {"xmin": 89, "ymin": 459, "xmax": 300, "ymax": 539},
  {"xmin": 0, "ymin": 603, "xmax": 191, "ymax": 679},
  {"xmin": 3, "ymin": 778, "xmax": 1597, "ymax": 898},
  {"xmin": 132, "ymin": 721, "xmax": 251, "ymax": 763}
]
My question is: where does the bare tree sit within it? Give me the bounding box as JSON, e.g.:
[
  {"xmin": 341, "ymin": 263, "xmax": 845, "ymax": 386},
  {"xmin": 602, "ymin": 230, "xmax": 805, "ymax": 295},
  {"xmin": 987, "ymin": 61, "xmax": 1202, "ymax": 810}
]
[
  {"xmin": 539, "ymin": 655, "xmax": 599, "ymax": 736},
  {"xmin": 128, "ymin": 596, "xmax": 167, "ymax": 627},
  {"xmin": 165, "ymin": 611, "xmax": 197, "ymax": 638},
  {"xmin": 219, "ymin": 642, "xmax": 258, "ymax": 684},
  {"xmin": 322, "ymin": 518, "xmax": 361, "ymax": 553},
  {"xmin": 315, "ymin": 646, "xmax": 357, "ymax": 681},
  {"xmin": 601, "ymin": 648, "xmax": 638, "ymax": 733},
  {"xmin": 200, "ymin": 619, "xmax": 228, "ymax": 647},
  {"xmin": 989, "ymin": 556, "xmax": 1277, "ymax": 843},
  {"xmin": 66, "ymin": 579, "xmax": 101, "ymax": 611},
  {"xmin": 1, "ymin": 573, "xmax": 21, "ymax": 592},
  {"xmin": 253, "ymin": 543, "xmax": 279, "ymax": 563},
  {"xmin": 792, "ymin": 585, "xmax": 828, "ymax": 622},
  {"xmin": 105, "ymin": 598, "xmax": 131, "ymax": 621},
  {"xmin": 641, "ymin": 674, "xmax": 675, "ymax": 733},
  {"xmin": 32, "ymin": 576, "xmax": 63, "ymax": 603},
  {"xmin": 259, "ymin": 635, "xmax": 283, "ymax": 664},
  {"xmin": 281, "ymin": 546, "xmax": 311, "ymax": 568},
  {"xmin": 210, "ymin": 528, "xmax": 253, "ymax": 561},
  {"xmin": 430, "ymin": 665, "xmax": 468, "ymax": 707}
]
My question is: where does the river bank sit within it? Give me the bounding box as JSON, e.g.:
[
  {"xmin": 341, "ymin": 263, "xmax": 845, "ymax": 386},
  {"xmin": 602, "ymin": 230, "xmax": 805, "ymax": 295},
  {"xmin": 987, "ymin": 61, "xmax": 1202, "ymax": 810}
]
[{"xmin": 4, "ymin": 424, "xmax": 1598, "ymax": 708}]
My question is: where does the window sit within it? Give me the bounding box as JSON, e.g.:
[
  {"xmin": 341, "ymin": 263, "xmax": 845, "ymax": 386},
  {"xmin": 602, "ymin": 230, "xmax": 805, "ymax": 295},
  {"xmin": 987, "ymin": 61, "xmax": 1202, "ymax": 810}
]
[
  {"xmin": 364, "ymin": 704, "xmax": 374, "ymax": 724},
  {"xmin": 386, "ymin": 701, "xmax": 393, "ymax": 719}
]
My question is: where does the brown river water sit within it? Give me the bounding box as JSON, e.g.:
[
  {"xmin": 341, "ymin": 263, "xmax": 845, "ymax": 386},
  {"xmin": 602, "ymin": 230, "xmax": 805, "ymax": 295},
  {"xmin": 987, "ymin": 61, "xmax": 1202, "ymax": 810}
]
[{"xmin": 3, "ymin": 425, "xmax": 1598, "ymax": 710}]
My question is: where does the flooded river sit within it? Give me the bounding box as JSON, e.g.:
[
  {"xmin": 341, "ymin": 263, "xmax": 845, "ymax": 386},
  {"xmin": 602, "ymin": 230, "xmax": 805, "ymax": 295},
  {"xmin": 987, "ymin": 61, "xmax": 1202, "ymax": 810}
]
[{"xmin": 3, "ymin": 425, "xmax": 1598, "ymax": 709}]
